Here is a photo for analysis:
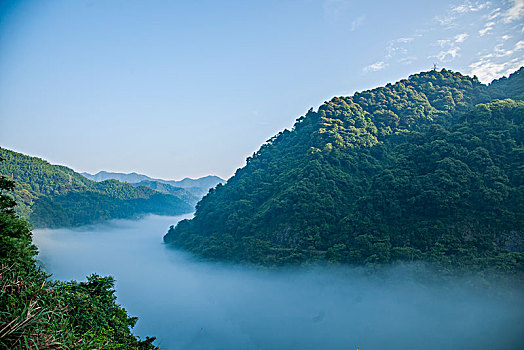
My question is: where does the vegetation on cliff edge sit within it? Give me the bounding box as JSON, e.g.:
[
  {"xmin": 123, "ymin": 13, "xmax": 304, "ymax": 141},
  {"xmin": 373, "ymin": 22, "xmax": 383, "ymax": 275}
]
[{"xmin": 0, "ymin": 167, "xmax": 159, "ymax": 349}]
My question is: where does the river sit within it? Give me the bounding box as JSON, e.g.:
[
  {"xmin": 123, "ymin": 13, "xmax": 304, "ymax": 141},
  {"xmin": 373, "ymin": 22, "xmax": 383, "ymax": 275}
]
[{"xmin": 33, "ymin": 214, "xmax": 524, "ymax": 349}]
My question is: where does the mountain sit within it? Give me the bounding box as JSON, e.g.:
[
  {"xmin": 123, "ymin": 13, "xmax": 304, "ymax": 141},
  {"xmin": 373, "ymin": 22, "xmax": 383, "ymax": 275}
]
[
  {"xmin": 0, "ymin": 148, "xmax": 193, "ymax": 228},
  {"xmin": 164, "ymin": 68, "xmax": 524, "ymax": 272},
  {"xmin": 488, "ymin": 66, "xmax": 524, "ymax": 100},
  {"xmin": 80, "ymin": 171, "xmax": 152, "ymax": 183},
  {"xmin": 132, "ymin": 180, "xmax": 200, "ymax": 206},
  {"xmin": 81, "ymin": 171, "xmax": 225, "ymax": 198},
  {"xmin": 0, "ymin": 164, "xmax": 159, "ymax": 349}
]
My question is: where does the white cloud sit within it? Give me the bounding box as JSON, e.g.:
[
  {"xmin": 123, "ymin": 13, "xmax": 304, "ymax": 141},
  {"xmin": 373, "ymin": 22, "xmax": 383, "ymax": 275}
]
[
  {"xmin": 454, "ymin": 33, "xmax": 469, "ymax": 43},
  {"xmin": 493, "ymin": 43, "xmax": 512, "ymax": 57},
  {"xmin": 398, "ymin": 56, "xmax": 417, "ymax": 65},
  {"xmin": 396, "ymin": 37, "xmax": 414, "ymax": 43},
  {"xmin": 365, "ymin": 37, "xmax": 415, "ymax": 72},
  {"xmin": 452, "ymin": 1, "xmax": 490, "ymax": 13},
  {"xmin": 385, "ymin": 37, "xmax": 414, "ymax": 59},
  {"xmin": 435, "ymin": 14, "xmax": 457, "ymax": 27},
  {"xmin": 503, "ymin": 0, "xmax": 524, "ymax": 23},
  {"xmin": 437, "ymin": 1, "xmax": 491, "ymax": 27},
  {"xmin": 485, "ymin": 7, "xmax": 501, "ymax": 20},
  {"xmin": 431, "ymin": 35, "xmax": 466, "ymax": 62},
  {"xmin": 363, "ymin": 61, "xmax": 387, "ymax": 72},
  {"xmin": 479, "ymin": 21, "xmax": 496, "ymax": 35},
  {"xmin": 501, "ymin": 35, "xmax": 512, "ymax": 40},
  {"xmin": 469, "ymin": 56, "xmax": 524, "ymax": 82},
  {"xmin": 478, "ymin": 1, "xmax": 521, "ymax": 36},
  {"xmin": 486, "ymin": 39, "xmax": 524, "ymax": 58},
  {"xmin": 351, "ymin": 15, "xmax": 365, "ymax": 31},
  {"xmin": 435, "ymin": 47, "xmax": 461, "ymax": 61},
  {"xmin": 452, "ymin": 5, "xmax": 470, "ymax": 13},
  {"xmin": 437, "ymin": 39, "xmax": 452, "ymax": 47}
]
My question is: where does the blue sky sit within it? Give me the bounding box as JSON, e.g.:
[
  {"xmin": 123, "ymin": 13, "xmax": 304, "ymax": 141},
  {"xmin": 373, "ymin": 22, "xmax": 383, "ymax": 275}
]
[{"xmin": 1, "ymin": 0, "xmax": 523, "ymax": 180}]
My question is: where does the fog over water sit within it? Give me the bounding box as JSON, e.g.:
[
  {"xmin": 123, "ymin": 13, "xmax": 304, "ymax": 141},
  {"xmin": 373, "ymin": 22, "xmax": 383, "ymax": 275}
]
[{"xmin": 33, "ymin": 215, "xmax": 524, "ymax": 350}]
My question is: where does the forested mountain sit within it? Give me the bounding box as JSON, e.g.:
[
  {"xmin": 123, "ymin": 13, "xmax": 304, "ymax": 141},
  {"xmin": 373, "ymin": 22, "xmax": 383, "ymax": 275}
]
[
  {"xmin": 165, "ymin": 68, "xmax": 524, "ymax": 273},
  {"xmin": 82, "ymin": 171, "xmax": 225, "ymax": 198},
  {"xmin": 0, "ymin": 167, "xmax": 158, "ymax": 349},
  {"xmin": 131, "ymin": 180, "xmax": 200, "ymax": 206},
  {"xmin": 81, "ymin": 171, "xmax": 153, "ymax": 183},
  {"xmin": 0, "ymin": 148, "xmax": 193, "ymax": 228}
]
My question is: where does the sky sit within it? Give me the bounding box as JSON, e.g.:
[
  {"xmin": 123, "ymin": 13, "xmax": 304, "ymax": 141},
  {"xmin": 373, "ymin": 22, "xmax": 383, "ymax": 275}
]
[{"xmin": 1, "ymin": 0, "xmax": 523, "ymax": 180}]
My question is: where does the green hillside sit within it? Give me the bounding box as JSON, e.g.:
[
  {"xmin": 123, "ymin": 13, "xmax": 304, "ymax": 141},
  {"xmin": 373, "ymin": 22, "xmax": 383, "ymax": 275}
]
[
  {"xmin": 164, "ymin": 68, "xmax": 524, "ymax": 273},
  {"xmin": 81, "ymin": 171, "xmax": 224, "ymax": 198},
  {"xmin": 0, "ymin": 166, "xmax": 158, "ymax": 349},
  {"xmin": 132, "ymin": 180, "xmax": 200, "ymax": 207},
  {"xmin": 0, "ymin": 148, "xmax": 193, "ymax": 228}
]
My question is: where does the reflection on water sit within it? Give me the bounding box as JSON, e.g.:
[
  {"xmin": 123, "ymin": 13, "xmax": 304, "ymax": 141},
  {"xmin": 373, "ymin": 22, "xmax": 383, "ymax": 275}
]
[{"xmin": 33, "ymin": 215, "xmax": 524, "ymax": 350}]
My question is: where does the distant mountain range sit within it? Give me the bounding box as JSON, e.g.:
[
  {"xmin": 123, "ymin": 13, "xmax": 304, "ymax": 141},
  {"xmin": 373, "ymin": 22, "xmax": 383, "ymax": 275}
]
[
  {"xmin": 80, "ymin": 171, "xmax": 225, "ymax": 198},
  {"xmin": 0, "ymin": 148, "xmax": 200, "ymax": 228}
]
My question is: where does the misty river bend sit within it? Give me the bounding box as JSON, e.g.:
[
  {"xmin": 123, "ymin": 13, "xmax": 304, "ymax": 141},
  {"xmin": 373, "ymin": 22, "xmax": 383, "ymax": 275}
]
[{"xmin": 33, "ymin": 215, "xmax": 524, "ymax": 350}]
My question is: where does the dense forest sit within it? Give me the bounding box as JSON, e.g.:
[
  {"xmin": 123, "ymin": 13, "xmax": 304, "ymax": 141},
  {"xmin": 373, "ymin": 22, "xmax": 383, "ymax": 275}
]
[
  {"xmin": 0, "ymin": 168, "xmax": 158, "ymax": 349},
  {"xmin": 0, "ymin": 149, "xmax": 193, "ymax": 228},
  {"xmin": 165, "ymin": 68, "xmax": 524, "ymax": 273},
  {"xmin": 131, "ymin": 180, "xmax": 200, "ymax": 207}
]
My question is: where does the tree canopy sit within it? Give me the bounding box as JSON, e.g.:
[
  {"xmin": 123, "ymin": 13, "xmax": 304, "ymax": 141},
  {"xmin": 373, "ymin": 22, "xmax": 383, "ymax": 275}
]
[
  {"xmin": 164, "ymin": 68, "xmax": 524, "ymax": 274},
  {"xmin": 0, "ymin": 168, "xmax": 158, "ymax": 349},
  {"xmin": 0, "ymin": 148, "xmax": 193, "ymax": 228}
]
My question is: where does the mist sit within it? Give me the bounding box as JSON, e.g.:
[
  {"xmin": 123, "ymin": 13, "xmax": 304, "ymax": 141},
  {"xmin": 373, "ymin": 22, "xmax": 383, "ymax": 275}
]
[{"xmin": 33, "ymin": 215, "xmax": 524, "ymax": 350}]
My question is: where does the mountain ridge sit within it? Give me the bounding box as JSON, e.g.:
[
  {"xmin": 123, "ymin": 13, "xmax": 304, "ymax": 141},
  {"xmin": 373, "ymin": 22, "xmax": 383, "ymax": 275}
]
[
  {"xmin": 81, "ymin": 171, "xmax": 225, "ymax": 198},
  {"xmin": 0, "ymin": 148, "xmax": 193, "ymax": 228},
  {"xmin": 131, "ymin": 180, "xmax": 200, "ymax": 206},
  {"xmin": 164, "ymin": 67, "xmax": 524, "ymax": 272}
]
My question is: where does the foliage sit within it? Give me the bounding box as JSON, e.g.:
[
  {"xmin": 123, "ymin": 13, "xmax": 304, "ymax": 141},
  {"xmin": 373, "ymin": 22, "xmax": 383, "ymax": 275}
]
[
  {"xmin": 164, "ymin": 68, "xmax": 524, "ymax": 274},
  {"xmin": 0, "ymin": 149, "xmax": 193, "ymax": 228},
  {"xmin": 133, "ymin": 180, "xmax": 199, "ymax": 207},
  {"xmin": 0, "ymin": 171, "xmax": 158, "ymax": 349},
  {"xmin": 81, "ymin": 171, "xmax": 224, "ymax": 199},
  {"xmin": 488, "ymin": 67, "xmax": 524, "ymax": 100}
]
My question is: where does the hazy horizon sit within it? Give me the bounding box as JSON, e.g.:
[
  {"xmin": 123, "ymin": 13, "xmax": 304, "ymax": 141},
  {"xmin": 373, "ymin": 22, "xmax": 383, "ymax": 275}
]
[
  {"xmin": 80, "ymin": 169, "xmax": 226, "ymax": 182},
  {"xmin": 1, "ymin": 0, "xmax": 523, "ymax": 180}
]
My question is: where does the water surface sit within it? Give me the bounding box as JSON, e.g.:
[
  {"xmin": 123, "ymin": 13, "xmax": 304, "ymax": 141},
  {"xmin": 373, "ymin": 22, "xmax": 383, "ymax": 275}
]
[{"xmin": 34, "ymin": 215, "xmax": 524, "ymax": 350}]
